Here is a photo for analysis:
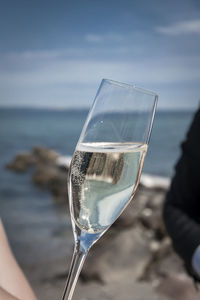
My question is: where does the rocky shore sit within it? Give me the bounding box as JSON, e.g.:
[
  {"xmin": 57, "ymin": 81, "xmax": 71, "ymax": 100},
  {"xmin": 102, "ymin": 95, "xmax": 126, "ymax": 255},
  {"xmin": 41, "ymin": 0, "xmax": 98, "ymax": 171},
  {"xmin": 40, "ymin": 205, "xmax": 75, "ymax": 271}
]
[{"xmin": 7, "ymin": 148, "xmax": 200, "ymax": 300}]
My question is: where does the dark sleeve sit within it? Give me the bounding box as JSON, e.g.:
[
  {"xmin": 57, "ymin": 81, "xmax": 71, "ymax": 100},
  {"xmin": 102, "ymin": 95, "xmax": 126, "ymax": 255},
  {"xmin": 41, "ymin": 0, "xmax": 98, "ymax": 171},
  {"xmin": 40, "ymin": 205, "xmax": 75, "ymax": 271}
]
[{"xmin": 163, "ymin": 109, "xmax": 200, "ymax": 272}]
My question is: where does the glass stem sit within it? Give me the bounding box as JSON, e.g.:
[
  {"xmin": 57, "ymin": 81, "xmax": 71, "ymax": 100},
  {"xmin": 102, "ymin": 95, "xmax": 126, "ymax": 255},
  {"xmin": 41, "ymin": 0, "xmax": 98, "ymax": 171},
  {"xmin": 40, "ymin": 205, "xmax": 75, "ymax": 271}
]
[{"xmin": 61, "ymin": 246, "xmax": 88, "ymax": 300}]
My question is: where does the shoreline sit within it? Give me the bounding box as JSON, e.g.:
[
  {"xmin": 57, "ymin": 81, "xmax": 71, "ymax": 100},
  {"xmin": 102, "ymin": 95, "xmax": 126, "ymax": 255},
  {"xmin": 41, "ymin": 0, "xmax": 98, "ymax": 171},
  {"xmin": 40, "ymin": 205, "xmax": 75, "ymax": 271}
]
[{"xmin": 140, "ymin": 173, "xmax": 170, "ymax": 189}]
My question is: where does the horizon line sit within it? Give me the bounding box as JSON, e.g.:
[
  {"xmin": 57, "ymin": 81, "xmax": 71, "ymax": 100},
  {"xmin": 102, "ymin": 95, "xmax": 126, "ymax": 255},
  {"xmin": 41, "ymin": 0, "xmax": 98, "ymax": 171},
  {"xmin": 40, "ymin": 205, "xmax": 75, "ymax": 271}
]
[{"xmin": 0, "ymin": 105, "xmax": 197, "ymax": 113}]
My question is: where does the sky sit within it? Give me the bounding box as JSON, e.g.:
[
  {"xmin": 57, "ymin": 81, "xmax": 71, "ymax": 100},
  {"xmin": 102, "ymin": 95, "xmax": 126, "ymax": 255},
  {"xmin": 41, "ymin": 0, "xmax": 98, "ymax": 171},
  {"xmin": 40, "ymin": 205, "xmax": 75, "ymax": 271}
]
[{"xmin": 0, "ymin": 0, "xmax": 200, "ymax": 110}]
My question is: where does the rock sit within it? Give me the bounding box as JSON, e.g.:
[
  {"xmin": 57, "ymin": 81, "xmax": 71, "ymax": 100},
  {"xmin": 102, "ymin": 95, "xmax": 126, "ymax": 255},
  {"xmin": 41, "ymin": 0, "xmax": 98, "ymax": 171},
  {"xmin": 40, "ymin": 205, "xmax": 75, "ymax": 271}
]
[
  {"xmin": 32, "ymin": 165, "xmax": 59, "ymax": 186},
  {"xmin": 82, "ymin": 225, "xmax": 152, "ymax": 283},
  {"xmin": 139, "ymin": 237, "xmax": 184, "ymax": 282},
  {"xmin": 146, "ymin": 192, "xmax": 165, "ymax": 210},
  {"xmin": 33, "ymin": 276, "xmax": 170, "ymax": 300},
  {"xmin": 31, "ymin": 148, "xmax": 69, "ymax": 203},
  {"xmin": 137, "ymin": 186, "xmax": 167, "ymax": 241},
  {"xmin": 140, "ymin": 208, "xmax": 167, "ymax": 241},
  {"xmin": 7, "ymin": 146, "xmax": 69, "ymax": 203},
  {"xmin": 156, "ymin": 251, "xmax": 186, "ymax": 278},
  {"xmin": 6, "ymin": 147, "xmax": 59, "ymax": 172},
  {"xmin": 6, "ymin": 152, "xmax": 36, "ymax": 172},
  {"xmin": 32, "ymin": 165, "xmax": 68, "ymax": 204},
  {"xmin": 32, "ymin": 147, "xmax": 59, "ymax": 163},
  {"xmin": 157, "ymin": 274, "xmax": 200, "ymax": 300},
  {"xmin": 111, "ymin": 191, "xmax": 149, "ymax": 229},
  {"xmin": 150, "ymin": 237, "xmax": 171, "ymax": 257},
  {"xmin": 73, "ymin": 280, "xmax": 170, "ymax": 300},
  {"xmin": 48, "ymin": 172, "xmax": 68, "ymax": 204}
]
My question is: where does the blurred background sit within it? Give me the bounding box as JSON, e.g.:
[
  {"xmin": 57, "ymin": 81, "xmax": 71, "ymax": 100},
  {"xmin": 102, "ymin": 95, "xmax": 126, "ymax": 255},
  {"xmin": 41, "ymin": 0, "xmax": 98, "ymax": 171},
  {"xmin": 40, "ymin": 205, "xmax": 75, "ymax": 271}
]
[{"xmin": 0, "ymin": 0, "xmax": 200, "ymax": 299}]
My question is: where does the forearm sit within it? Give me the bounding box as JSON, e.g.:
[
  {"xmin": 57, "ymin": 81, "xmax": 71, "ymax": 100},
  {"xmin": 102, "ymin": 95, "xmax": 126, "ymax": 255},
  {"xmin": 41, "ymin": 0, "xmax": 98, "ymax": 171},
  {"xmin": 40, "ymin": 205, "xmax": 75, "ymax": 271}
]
[
  {"xmin": 0, "ymin": 221, "xmax": 36, "ymax": 300},
  {"xmin": 0, "ymin": 287, "xmax": 19, "ymax": 300}
]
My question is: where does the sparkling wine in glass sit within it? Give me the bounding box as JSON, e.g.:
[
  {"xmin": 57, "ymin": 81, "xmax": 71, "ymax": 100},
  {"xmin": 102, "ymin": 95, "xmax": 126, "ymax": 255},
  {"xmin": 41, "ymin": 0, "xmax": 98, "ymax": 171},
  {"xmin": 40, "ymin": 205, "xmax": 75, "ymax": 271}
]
[{"xmin": 61, "ymin": 79, "xmax": 158, "ymax": 300}]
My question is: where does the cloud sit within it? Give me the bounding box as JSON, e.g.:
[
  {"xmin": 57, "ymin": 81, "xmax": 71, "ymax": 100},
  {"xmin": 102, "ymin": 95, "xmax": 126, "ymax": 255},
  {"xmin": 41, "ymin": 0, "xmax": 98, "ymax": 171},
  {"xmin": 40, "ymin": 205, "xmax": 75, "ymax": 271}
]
[
  {"xmin": 1, "ymin": 50, "xmax": 200, "ymax": 85},
  {"xmin": 156, "ymin": 19, "xmax": 200, "ymax": 35},
  {"xmin": 85, "ymin": 34, "xmax": 104, "ymax": 43},
  {"xmin": 0, "ymin": 55, "xmax": 197, "ymax": 87},
  {"xmin": 85, "ymin": 33, "xmax": 123, "ymax": 43},
  {"xmin": 0, "ymin": 48, "xmax": 200, "ymax": 109}
]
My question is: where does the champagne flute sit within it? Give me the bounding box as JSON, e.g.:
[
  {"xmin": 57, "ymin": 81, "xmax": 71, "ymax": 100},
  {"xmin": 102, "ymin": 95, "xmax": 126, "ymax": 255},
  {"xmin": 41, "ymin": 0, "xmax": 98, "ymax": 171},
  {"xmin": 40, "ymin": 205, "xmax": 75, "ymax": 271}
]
[{"xmin": 61, "ymin": 79, "xmax": 158, "ymax": 300}]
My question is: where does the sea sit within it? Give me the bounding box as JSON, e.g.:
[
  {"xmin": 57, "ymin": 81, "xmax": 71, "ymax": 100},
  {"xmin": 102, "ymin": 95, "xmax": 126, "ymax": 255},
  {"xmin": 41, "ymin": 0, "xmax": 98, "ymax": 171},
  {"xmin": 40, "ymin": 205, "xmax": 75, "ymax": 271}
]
[{"xmin": 0, "ymin": 107, "xmax": 196, "ymax": 265}]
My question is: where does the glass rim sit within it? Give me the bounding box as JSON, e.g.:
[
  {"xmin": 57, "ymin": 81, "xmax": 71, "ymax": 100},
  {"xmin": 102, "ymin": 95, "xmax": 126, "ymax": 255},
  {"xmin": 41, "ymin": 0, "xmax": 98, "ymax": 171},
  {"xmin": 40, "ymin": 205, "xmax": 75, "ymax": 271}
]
[{"xmin": 102, "ymin": 78, "xmax": 159, "ymax": 98}]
